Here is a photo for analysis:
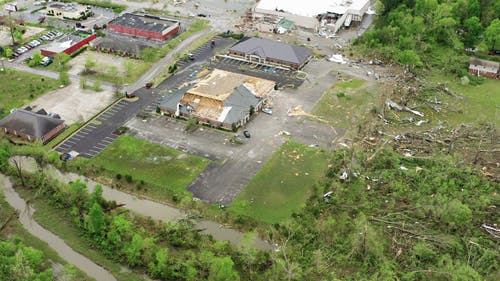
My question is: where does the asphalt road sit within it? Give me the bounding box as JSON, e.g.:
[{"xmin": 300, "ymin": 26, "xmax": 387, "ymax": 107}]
[{"xmin": 55, "ymin": 35, "xmax": 235, "ymax": 158}]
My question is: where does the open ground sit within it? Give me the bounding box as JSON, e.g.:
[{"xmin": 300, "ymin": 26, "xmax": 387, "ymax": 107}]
[
  {"xmin": 0, "ymin": 25, "xmax": 45, "ymax": 46},
  {"xmin": 68, "ymin": 49, "xmax": 151, "ymax": 82},
  {"xmin": 27, "ymin": 81, "xmax": 115, "ymax": 124},
  {"xmin": 126, "ymin": 58, "xmax": 346, "ymax": 205}
]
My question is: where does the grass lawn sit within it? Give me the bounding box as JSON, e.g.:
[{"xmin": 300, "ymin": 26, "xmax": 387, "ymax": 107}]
[
  {"xmin": 0, "ymin": 194, "xmax": 91, "ymax": 280},
  {"xmin": 84, "ymin": 59, "xmax": 152, "ymax": 84},
  {"xmin": 0, "ymin": 69, "xmax": 60, "ymax": 118},
  {"xmin": 229, "ymin": 141, "xmax": 330, "ymax": 224},
  {"xmin": 426, "ymin": 73, "xmax": 500, "ymax": 126},
  {"xmin": 312, "ymin": 78, "xmax": 379, "ymax": 130},
  {"xmin": 89, "ymin": 135, "xmax": 210, "ymax": 198},
  {"xmin": 44, "ymin": 122, "xmax": 82, "ymax": 149},
  {"xmin": 14, "ymin": 188, "xmax": 146, "ymax": 281}
]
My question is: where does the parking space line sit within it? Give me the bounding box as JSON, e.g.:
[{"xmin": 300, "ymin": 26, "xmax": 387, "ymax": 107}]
[
  {"xmin": 104, "ymin": 136, "xmax": 115, "ymax": 141},
  {"xmin": 65, "ymin": 140, "xmax": 77, "ymax": 144},
  {"xmin": 86, "ymin": 124, "xmax": 97, "ymax": 129},
  {"xmin": 89, "ymin": 149, "xmax": 100, "ymax": 154}
]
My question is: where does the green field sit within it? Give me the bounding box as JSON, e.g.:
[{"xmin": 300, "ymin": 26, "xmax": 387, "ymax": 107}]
[
  {"xmin": 0, "ymin": 70, "xmax": 60, "ymax": 118},
  {"xmin": 229, "ymin": 141, "xmax": 330, "ymax": 224},
  {"xmin": 426, "ymin": 74, "xmax": 500, "ymax": 126},
  {"xmin": 312, "ymin": 78, "xmax": 378, "ymax": 130},
  {"xmin": 90, "ymin": 135, "xmax": 210, "ymax": 198}
]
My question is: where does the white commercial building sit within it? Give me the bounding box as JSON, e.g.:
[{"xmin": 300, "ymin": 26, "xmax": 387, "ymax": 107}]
[{"xmin": 254, "ymin": 0, "xmax": 371, "ymax": 30}]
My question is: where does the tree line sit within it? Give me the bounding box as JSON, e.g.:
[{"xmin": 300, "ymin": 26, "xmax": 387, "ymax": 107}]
[{"xmin": 357, "ymin": 0, "xmax": 500, "ymax": 73}]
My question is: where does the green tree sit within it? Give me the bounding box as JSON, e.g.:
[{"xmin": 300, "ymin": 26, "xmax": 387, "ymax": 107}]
[
  {"xmin": 123, "ymin": 60, "xmax": 134, "ymax": 79},
  {"xmin": 148, "ymin": 248, "xmax": 169, "ymax": 278},
  {"xmin": 439, "ymin": 199, "xmax": 472, "ymax": 227},
  {"xmin": 59, "ymin": 71, "xmax": 70, "ymax": 85},
  {"xmin": 396, "ymin": 49, "xmax": 423, "ymax": 69},
  {"xmin": 84, "ymin": 56, "xmax": 97, "ymax": 74},
  {"xmin": 5, "ymin": 48, "xmax": 13, "ymax": 58},
  {"xmin": 484, "ymin": 19, "xmax": 500, "ymax": 49},
  {"xmin": 107, "ymin": 66, "xmax": 123, "ymax": 94},
  {"xmin": 209, "ymin": 256, "xmax": 240, "ymax": 281},
  {"xmin": 125, "ymin": 234, "xmax": 143, "ymax": 267},
  {"xmin": 28, "ymin": 52, "xmax": 43, "ymax": 67},
  {"xmin": 53, "ymin": 53, "xmax": 71, "ymax": 71},
  {"xmin": 463, "ymin": 16, "xmax": 483, "ymax": 47},
  {"xmin": 86, "ymin": 202, "xmax": 106, "ymax": 238}
]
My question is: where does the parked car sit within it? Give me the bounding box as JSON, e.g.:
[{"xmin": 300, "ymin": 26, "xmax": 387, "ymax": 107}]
[
  {"xmin": 41, "ymin": 56, "xmax": 52, "ymax": 66},
  {"xmin": 12, "ymin": 51, "xmax": 20, "ymax": 57},
  {"xmin": 188, "ymin": 53, "xmax": 195, "ymax": 60},
  {"xmin": 243, "ymin": 130, "xmax": 251, "ymax": 138},
  {"xmin": 262, "ymin": 108, "xmax": 273, "ymax": 115}
]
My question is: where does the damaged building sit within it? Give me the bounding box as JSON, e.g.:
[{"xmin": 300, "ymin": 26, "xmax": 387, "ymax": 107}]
[
  {"xmin": 159, "ymin": 69, "xmax": 275, "ymax": 130},
  {"xmin": 252, "ymin": 0, "xmax": 371, "ymax": 33}
]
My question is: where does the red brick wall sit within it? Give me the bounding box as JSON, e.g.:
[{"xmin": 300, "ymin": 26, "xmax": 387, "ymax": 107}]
[
  {"xmin": 468, "ymin": 68, "xmax": 499, "ymax": 79},
  {"xmin": 109, "ymin": 24, "xmax": 179, "ymax": 40},
  {"xmin": 64, "ymin": 34, "xmax": 96, "ymax": 55},
  {"xmin": 42, "ymin": 123, "xmax": 66, "ymax": 144}
]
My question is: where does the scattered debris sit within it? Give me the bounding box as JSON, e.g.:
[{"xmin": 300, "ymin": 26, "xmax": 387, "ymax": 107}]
[
  {"xmin": 385, "ymin": 98, "xmax": 424, "ymax": 117},
  {"xmin": 481, "ymin": 224, "xmax": 499, "ymax": 238},
  {"xmin": 339, "ymin": 170, "xmax": 349, "ymax": 180},
  {"xmin": 415, "ymin": 120, "xmax": 429, "ymax": 126},
  {"xmin": 328, "ymin": 54, "xmax": 347, "ymax": 64}
]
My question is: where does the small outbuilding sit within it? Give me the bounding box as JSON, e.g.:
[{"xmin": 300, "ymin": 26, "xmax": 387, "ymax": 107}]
[
  {"xmin": 0, "ymin": 109, "xmax": 65, "ymax": 144},
  {"xmin": 229, "ymin": 37, "xmax": 312, "ymax": 70},
  {"xmin": 468, "ymin": 58, "xmax": 499, "ymax": 79}
]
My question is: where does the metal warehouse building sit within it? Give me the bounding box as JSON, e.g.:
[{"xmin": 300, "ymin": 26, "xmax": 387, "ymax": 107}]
[{"xmin": 108, "ymin": 13, "xmax": 180, "ymax": 40}]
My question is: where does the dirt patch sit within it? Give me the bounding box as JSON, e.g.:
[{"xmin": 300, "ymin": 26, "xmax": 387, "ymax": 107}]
[
  {"xmin": 0, "ymin": 26, "xmax": 46, "ymax": 46},
  {"xmin": 26, "ymin": 83, "xmax": 115, "ymax": 124},
  {"xmin": 67, "ymin": 50, "xmax": 130, "ymax": 76}
]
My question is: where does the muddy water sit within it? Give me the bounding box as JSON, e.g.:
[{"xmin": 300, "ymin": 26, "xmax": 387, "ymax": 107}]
[
  {"xmin": 10, "ymin": 156, "xmax": 271, "ymax": 250},
  {"xmin": 0, "ymin": 175, "xmax": 117, "ymax": 281},
  {"xmin": 46, "ymin": 167, "xmax": 271, "ymax": 251}
]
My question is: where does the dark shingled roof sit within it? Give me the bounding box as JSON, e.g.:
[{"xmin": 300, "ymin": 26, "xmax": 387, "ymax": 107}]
[
  {"xmin": 0, "ymin": 109, "xmax": 64, "ymax": 139},
  {"xmin": 230, "ymin": 37, "xmax": 312, "ymax": 64},
  {"xmin": 223, "ymin": 84, "xmax": 261, "ymax": 124},
  {"xmin": 109, "ymin": 13, "xmax": 179, "ymax": 34}
]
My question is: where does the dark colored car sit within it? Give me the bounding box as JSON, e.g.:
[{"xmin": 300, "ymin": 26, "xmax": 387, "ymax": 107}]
[
  {"xmin": 243, "ymin": 130, "xmax": 251, "ymax": 138},
  {"xmin": 488, "ymin": 50, "xmax": 500, "ymax": 56}
]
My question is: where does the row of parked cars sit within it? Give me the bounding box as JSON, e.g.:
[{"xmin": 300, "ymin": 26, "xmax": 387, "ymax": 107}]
[{"xmin": 12, "ymin": 30, "xmax": 63, "ymax": 58}]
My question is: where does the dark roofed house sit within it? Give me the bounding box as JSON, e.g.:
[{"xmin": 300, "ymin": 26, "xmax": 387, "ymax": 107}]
[
  {"xmin": 0, "ymin": 109, "xmax": 66, "ymax": 143},
  {"xmin": 468, "ymin": 58, "xmax": 499, "ymax": 79},
  {"xmin": 108, "ymin": 13, "xmax": 180, "ymax": 41},
  {"xmin": 229, "ymin": 37, "xmax": 312, "ymax": 70}
]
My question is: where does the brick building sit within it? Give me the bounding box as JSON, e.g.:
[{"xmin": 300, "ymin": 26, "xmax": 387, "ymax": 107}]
[
  {"xmin": 468, "ymin": 58, "xmax": 499, "ymax": 79},
  {"xmin": 160, "ymin": 69, "xmax": 275, "ymax": 130},
  {"xmin": 229, "ymin": 37, "xmax": 312, "ymax": 70},
  {"xmin": 41, "ymin": 31, "xmax": 96, "ymax": 56},
  {"xmin": 108, "ymin": 13, "xmax": 180, "ymax": 41},
  {"xmin": 0, "ymin": 109, "xmax": 65, "ymax": 144}
]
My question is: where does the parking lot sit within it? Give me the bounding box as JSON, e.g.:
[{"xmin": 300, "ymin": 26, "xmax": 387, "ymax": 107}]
[
  {"xmin": 210, "ymin": 56, "xmax": 305, "ymax": 87},
  {"xmin": 55, "ymin": 88, "xmax": 155, "ymax": 157},
  {"xmin": 126, "ymin": 57, "xmax": 345, "ymax": 204}
]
